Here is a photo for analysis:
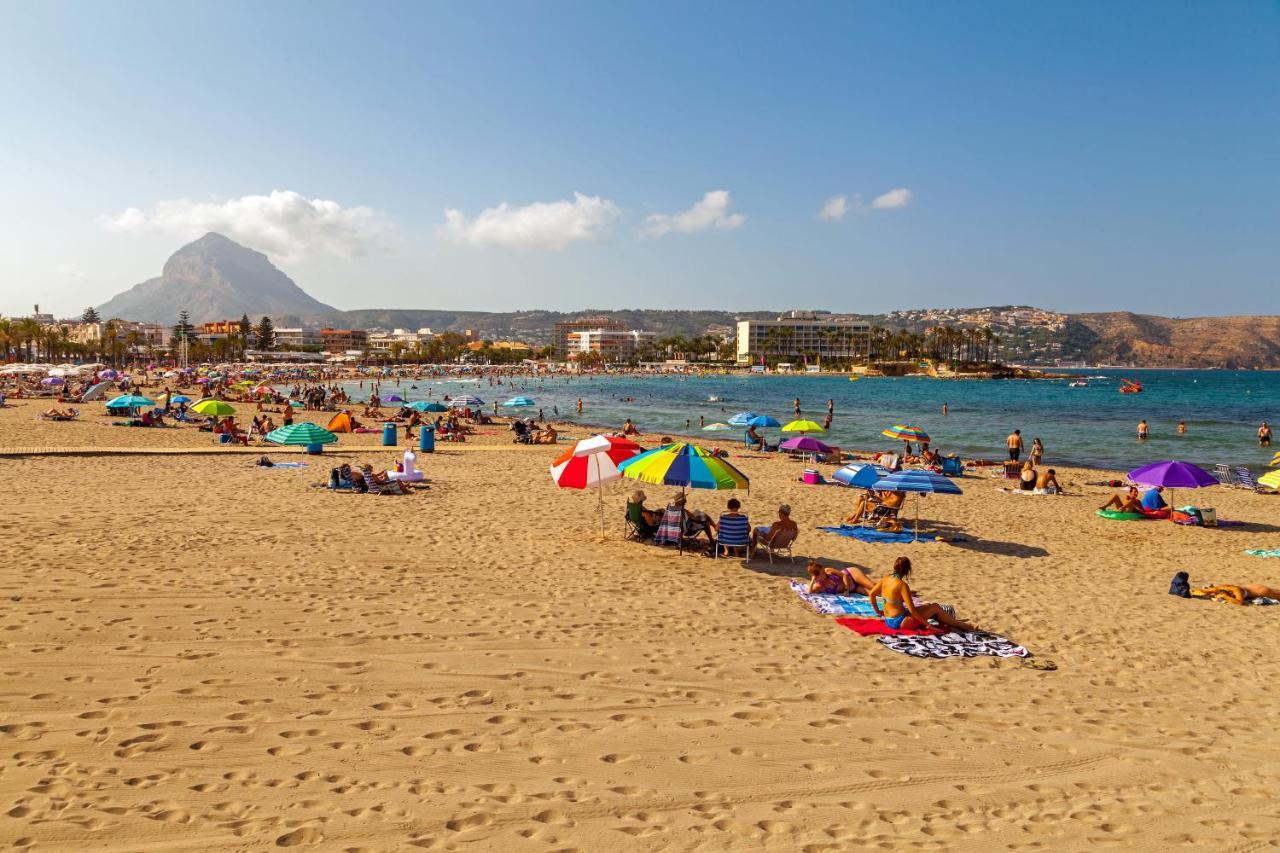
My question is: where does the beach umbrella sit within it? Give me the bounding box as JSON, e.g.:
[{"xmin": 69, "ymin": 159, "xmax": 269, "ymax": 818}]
[
  {"xmin": 449, "ymin": 395, "xmax": 484, "ymax": 408},
  {"xmin": 701, "ymin": 422, "xmax": 731, "ymax": 431},
  {"xmin": 106, "ymin": 394, "xmax": 155, "ymax": 409},
  {"xmin": 190, "ymin": 399, "xmax": 236, "ymax": 417},
  {"xmin": 728, "ymin": 411, "xmax": 761, "ymax": 426},
  {"xmin": 780, "ymin": 435, "xmax": 831, "ymax": 454},
  {"xmin": 882, "ymin": 424, "xmax": 930, "ymax": 442},
  {"xmin": 550, "ymin": 434, "xmax": 643, "ymax": 535},
  {"xmin": 1128, "ymin": 460, "xmax": 1218, "ymax": 517},
  {"xmin": 748, "ymin": 415, "xmax": 782, "ymax": 428},
  {"xmin": 503, "ymin": 396, "xmax": 536, "ymax": 407},
  {"xmin": 618, "ymin": 442, "xmax": 749, "ymax": 492},
  {"xmin": 266, "ymin": 422, "xmax": 338, "ymax": 451},
  {"xmin": 380, "ymin": 393, "xmax": 405, "ymax": 404},
  {"xmin": 408, "ymin": 401, "xmax": 448, "ymax": 413},
  {"xmin": 832, "ymin": 462, "xmax": 891, "ymax": 488},
  {"xmin": 782, "ymin": 419, "xmax": 825, "ymax": 434},
  {"xmin": 170, "ymin": 395, "xmax": 192, "ymax": 404},
  {"xmin": 98, "ymin": 369, "xmax": 118, "ymax": 379},
  {"xmin": 870, "ymin": 469, "xmax": 963, "ymax": 541},
  {"xmin": 1259, "ymin": 470, "xmax": 1280, "ymax": 491},
  {"xmin": 1269, "ymin": 452, "xmax": 1280, "ymax": 467},
  {"xmin": 40, "ymin": 376, "xmax": 65, "ymax": 387}
]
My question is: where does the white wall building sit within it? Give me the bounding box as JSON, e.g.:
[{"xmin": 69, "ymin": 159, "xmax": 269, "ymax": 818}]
[
  {"xmin": 735, "ymin": 311, "xmax": 872, "ymax": 365},
  {"xmin": 565, "ymin": 329, "xmax": 656, "ymax": 361}
]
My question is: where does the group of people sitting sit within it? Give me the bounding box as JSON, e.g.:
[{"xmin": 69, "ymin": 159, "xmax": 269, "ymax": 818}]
[
  {"xmin": 844, "ymin": 488, "xmax": 906, "ymax": 527},
  {"xmin": 327, "ymin": 462, "xmax": 416, "ymax": 495},
  {"xmin": 1015, "ymin": 461, "xmax": 1062, "ymax": 493},
  {"xmin": 511, "ymin": 419, "xmax": 557, "ymax": 444},
  {"xmin": 626, "ymin": 492, "xmax": 799, "ymax": 558},
  {"xmin": 806, "ymin": 556, "xmax": 977, "ymax": 632},
  {"xmin": 1100, "ymin": 484, "xmax": 1166, "ymax": 514}
]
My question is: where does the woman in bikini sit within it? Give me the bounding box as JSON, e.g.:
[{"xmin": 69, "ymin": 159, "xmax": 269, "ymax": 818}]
[
  {"xmin": 806, "ymin": 561, "xmax": 875, "ymax": 595},
  {"xmin": 868, "ymin": 556, "xmax": 977, "ymax": 632},
  {"xmin": 1192, "ymin": 583, "xmax": 1280, "ymax": 605}
]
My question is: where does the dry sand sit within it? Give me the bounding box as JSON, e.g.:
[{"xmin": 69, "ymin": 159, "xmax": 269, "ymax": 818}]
[{"xmin": 2, "ymin": 399, "xmax": 1280, "ymax": 851}]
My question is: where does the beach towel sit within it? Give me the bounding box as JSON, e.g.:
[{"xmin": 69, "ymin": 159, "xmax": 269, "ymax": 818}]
[
  {"xmin": 1245, "ymin": 549, "xmax": 1280, "ymax": 558},
  {"xmin": 788, "ymin": 581, "xmax": 882, "ymax": 616},
  {"xmin": 256, "ymin": 461, "xmax": 308, "ymax": 469},
  {"xmin": 818, "ymin": 525, "xmax": 938, "ymax": 543},
  {"xmin": 835, "ymin": 617, "xmax": 943, "ymax": 637},
  {"xmin": 849, "ymin": 624, "xmax": 1029, "ymax": 658}
]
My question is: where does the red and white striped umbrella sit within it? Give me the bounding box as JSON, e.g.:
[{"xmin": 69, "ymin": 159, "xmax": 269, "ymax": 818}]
[
  {"xmin": 550, "ymin": 435, "xmax": 643, "ymax": 534},
  {"xmin": 550, "ymin": 434, "xmax": 642, "ymax": 489}
]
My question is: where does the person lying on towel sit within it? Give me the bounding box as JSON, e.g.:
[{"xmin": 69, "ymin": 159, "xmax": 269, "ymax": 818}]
[
  {"xmin": 1192, "ymin": 583, "xmax": 1280, "ymax": 605},
  {"xmin": 806, "ymin": 560, "xmax": 874, "ymax": 595}
]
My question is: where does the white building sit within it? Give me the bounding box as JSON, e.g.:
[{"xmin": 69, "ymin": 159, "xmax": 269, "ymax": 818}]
[
  {"xmin": 367, "ymin": 328, "xmax": 436, "ymax": 355},
  {"xmin": 735, "ymin": 311, "xmax": 872, "ymax": 365},
  {"xmin": 565, "ymin": 329, "xmax": 656, "ymax": 362},
  {"xmin": 274, "ymin": 328, "xmax": 323, "ymax": 349}
]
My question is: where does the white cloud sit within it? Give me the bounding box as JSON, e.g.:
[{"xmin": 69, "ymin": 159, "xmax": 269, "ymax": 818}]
[
  {"xmin": 871, "ymin": 187, "xmax": 913, "ymax": 209},
  {"xmin": 439, "ymin": 193, "xmax": 620, "ymax": 250},
  {"xmin": 641, "ymin": 190, "xmax": 746, "ymax": 237},
  {"xmin": 99, "ymin": 190, "xmax": 389, "ymax": 262},
  {"xmin": 819, "ymin": 195, "xmax": 849, "ymax": 222}
]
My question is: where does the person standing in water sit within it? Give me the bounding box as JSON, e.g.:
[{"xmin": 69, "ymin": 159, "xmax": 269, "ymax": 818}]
[
  {"xmin": 576, "ymin": 398, "xmax": 583, "ymax": 415},
  {"xmin": 1006, "ymin": 429, "xmax": 1024, "ymax": 461},
  {"xmin": 1138, "ymin": 420, "xmax": 1149, "ymax": 440},
  {"xmin": 942, "ymin": 402, "xmax": 948, "ymax": 416},
  {"xmin": 1260, "ymin": 422, "xmax": 1272, "ymax": 447},
  {"xmin": 827, "ymin": 399, "xmax": 834, "ymax": 415},
  {"xmin": 1178, "ymin": 421, "xmax": 1187, "ymax": 434},
  {"xmin": 793, "ymin": 397, "xmax": 801, "ymax": 416}
]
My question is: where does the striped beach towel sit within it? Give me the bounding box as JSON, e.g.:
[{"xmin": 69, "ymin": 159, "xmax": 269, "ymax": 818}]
[
  {"xmin": 788, "ymin": 581, "xmax": 881, "ymax": 616},
  {"xmin": 654, "ymin": 507, "xmax": 684, "ymax": 546}
]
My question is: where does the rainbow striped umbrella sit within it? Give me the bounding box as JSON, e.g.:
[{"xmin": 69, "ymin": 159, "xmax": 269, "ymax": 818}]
[
  {"xmin": 618, "ymin": 443, "xmax": 749, "ymax": 492},
  {"xmin": 882, "ymin": 424, "xmax": 930, "ymax": 442}
]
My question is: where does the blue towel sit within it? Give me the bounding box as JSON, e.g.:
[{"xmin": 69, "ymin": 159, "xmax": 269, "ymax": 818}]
[{"xmin": 818, "ymin": 525, "xmax": 938, "ymax": 543}]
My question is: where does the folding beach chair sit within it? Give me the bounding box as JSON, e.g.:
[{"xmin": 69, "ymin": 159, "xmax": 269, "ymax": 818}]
[
  {"xmin": 1214, "ymin": 464, "xmax": 1235, "ymax": 487},
  {"xmin": 941, "ymin": 456, "xmax": 963, "ymax": 477},
  {"xmin": 752, "ymin": 527, "xmax": 797, "ymax": 564},
  {"xmin": 1235, "ymin": 467, "xmax": 1261, "ymax": 492},
  {"xmin": 714, "ymin": 513, "xmax": 751, "ymax": 559}
]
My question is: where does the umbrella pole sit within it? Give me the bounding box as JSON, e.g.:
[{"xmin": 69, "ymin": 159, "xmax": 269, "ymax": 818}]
[{"xmin": 915, "ymin": 495, "xmax": 920, "ymax": 542}]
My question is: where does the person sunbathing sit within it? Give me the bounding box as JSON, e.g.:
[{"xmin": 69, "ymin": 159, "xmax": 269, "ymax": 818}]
[
  {"xmin": 868, "ymin": 556, "xmax": 977, "ymax": 632},
  {"xmin": 1099, "ymin": 486, "xmax": 1141, "ymax": 512},
  {"xmin": 1192, "ymin": 583, "xmax": 1280, "ymax": 605},
  {"xmin": 43, "ymin": 406, "xmax": 77, "ymax": 419},
  {"xmin": 846, "ymin": 489, "xmax": 905, "ymax": 524},
  {"xmin": 806, "ymin": 560, "xmax": 874, "ymax": 595},
  {"xmin": 1035, "ymin": 468, "xmax": 1061, "ymax": 493},
  {"xmin": 1018, "ymin": 461, "xmax": 1037, "ymax": 491}
]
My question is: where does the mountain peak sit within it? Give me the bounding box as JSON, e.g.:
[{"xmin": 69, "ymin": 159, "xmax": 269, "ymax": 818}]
[{"xmin": 97, "ymin": 234, "xmax": 337, "ymax": 324}]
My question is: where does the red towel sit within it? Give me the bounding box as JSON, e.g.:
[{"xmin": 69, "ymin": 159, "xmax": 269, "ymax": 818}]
[{"xmin": 836, "ymin": 617, "xmax": 945, "ymax": 637}]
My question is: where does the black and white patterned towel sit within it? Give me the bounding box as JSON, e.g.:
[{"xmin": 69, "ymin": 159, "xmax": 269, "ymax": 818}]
[{"xmin": 878, "ymin": 630, "xmax": 1029, "ymax": 658}]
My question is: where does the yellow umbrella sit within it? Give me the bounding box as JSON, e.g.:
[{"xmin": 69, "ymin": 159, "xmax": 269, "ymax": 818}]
[
  {"xmin": 781, "ymin": 419, "xmax": 825, "ymax": 434},
  {"xmin": 1259, "ymin": 469, "xmax": 1280, "ymax": 491}
]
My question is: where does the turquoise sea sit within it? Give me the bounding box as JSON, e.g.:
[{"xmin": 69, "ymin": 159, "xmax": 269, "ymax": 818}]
[{"xmin": 366, "ymin": 369, "xmax": 1278, "ymax": 472}]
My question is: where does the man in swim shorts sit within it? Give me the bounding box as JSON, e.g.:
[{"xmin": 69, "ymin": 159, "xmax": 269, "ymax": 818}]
[{"xmin": 1006, "ymin": 429, "xmax": 1023, "ymax": 461}]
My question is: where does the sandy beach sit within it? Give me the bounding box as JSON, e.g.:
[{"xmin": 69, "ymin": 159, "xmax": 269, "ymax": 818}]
[{"xmin": 3, "ymin": 399, "xmax": 1280, "ymax": 852}]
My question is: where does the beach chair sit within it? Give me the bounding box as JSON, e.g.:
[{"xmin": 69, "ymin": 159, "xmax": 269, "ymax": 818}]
[
  {"xmin": 1214, "ymin": 464, "xmax": 1234, "ymax": 487},
  {"xmin": 714, "ymin": 513, "xmax": 750, "ymax": 559},
  {"xmin": 941, "ymin": 456, "xmax": 963, "ymax": 477},
  {"xmin": 1235, "ymin": 467, "xmax": 1261, "ymax": 492},
  {"xmin": 752, "ymin": 527, "xmax": 797, "ymax": 564},
  {"xmin": 654, "ymin": 506, "xmax": 688, "ymax": 552}
]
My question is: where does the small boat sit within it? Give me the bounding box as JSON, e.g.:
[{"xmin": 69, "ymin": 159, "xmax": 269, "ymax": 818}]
[
  {"xmin": 1119, "ymin": 379, "xmax": 1143, "ymax": 394},
  {"xmin": 707, "ymin": 395, "xmax": 721, "ymax": 402},
  {"xmin": 1068, "ymin": 380, "xmax": 1088, "ymax": 388}
]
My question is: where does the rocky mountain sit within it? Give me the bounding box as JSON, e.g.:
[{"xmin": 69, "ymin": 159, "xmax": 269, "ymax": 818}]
[
  {"xmin": 1062, "ymin": 312, "xmax": 1280, "ymax": 369},
  {"xmin": 97, "ymin": 233, "xmax": 336, "ymax": 324}
]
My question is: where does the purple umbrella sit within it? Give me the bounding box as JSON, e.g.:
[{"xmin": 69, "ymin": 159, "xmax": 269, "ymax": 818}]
[
  {"xmin": 40, "ymin": 376, "xmax": 65, "ymax": 386},
  {"xmin": 1128, "ymin": 460, "xmax": 1218, "ymax": 489},
  {"xmin": 1128, "ymin": 460, "xmax": 1218, "ymax": 518},
  {"xmin": 780, "ymin": 436, "xmax": 832, "ymax": 454}
]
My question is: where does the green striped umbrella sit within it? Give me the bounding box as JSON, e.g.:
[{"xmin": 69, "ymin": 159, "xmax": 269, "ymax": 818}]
[{"xmin": 266, "ymin": 422, "xmax": 338, "ymax": 446}]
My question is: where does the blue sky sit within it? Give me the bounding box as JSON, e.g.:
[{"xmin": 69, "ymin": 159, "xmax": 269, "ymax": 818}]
[{"xmin": 1, "ymin": 0, "xmax": 1277, "ymax": 319}]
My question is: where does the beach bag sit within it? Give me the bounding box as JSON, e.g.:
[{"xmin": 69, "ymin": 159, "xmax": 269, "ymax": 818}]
[
  {"xmin": 1169, "ymin": 572, "xmax": 1190, "ymax": 598},
  {"xmin": 1198, "ymin": 507, "xmax": 1217, "ymax": 527}
]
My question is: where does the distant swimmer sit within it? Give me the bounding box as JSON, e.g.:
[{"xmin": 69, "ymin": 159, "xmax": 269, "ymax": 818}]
[
  {"xmin": 1138, "ymin": 420, "xmax": 1149, "ymax": 440},
  {"xmin": 823, "ymin": 413, "xmax": 833, "ymax": 430},
  {"xmin": 942, "ymin": 402, "xmax": 948, "ymax": 416},
  {"xmin": 1178, "ymin": 421, "xmax": 1187, "ymax": 434},
  {"xmin": 576, "ymin": 398, "xmax": 583, "ymax": 414},
  {"xmin": 793, "ymin": 397, "xmax": 801, "ymax": 416}
]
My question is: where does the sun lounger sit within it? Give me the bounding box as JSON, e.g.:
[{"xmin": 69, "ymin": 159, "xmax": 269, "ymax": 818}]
[{"xmin": 1234, "ymin": 467, "xmax": 1262, "ymax": 492}]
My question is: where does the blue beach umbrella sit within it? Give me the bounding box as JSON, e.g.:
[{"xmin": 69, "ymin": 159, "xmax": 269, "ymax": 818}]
[
  {"xmin": 170, "ymin": 395, "xmax": 192, "ymax": 404},
  {"xmin": 747, "ymin": 415, "xmax": 781, "ymax": 428},
  {"xmin": 408, "ymin": 401, "xmax": 448, "ymax": 413},
  {"xmin": 106, "ymin": 394, "xmax": 155, "ymax": 410},
  {"xmin": 728, "ymin": 411, "xmax": 761, "ymax": 426},
  {"xmin": 832, "ymin": 462, "xmax": 890, "ymax": 488},
  {"xmin": 503, "ymin": 396, "xmax": 536, "ymax": 407},
  {"xmin": 870, "ymin": 469, "xmax": 963, "ymax": 541}
]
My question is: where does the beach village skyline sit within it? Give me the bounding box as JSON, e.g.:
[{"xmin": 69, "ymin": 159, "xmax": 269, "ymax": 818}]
[{"xmin": 3, "ymin": 4, "xmax": 1280, "ymax": 852}]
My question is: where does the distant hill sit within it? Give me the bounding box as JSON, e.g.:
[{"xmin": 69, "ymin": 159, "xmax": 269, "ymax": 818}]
[
  {"xmin": 1063, "ymin": 313, "xmax": 1280, "ymax": 369},
  {"xmin": 98, "ymin": 233, "xmax": 336, "ymax": 324}
]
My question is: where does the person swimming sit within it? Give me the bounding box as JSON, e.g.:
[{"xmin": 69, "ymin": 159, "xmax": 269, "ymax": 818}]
[{"xmin": 868, "ymin": 556, "xmax": 976, "ymax": 632}]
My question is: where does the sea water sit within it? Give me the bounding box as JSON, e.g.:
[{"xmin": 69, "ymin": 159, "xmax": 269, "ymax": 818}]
[{"xmin": 356, "ymin": 369, "xmax": 1278, "ymax": 472}]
